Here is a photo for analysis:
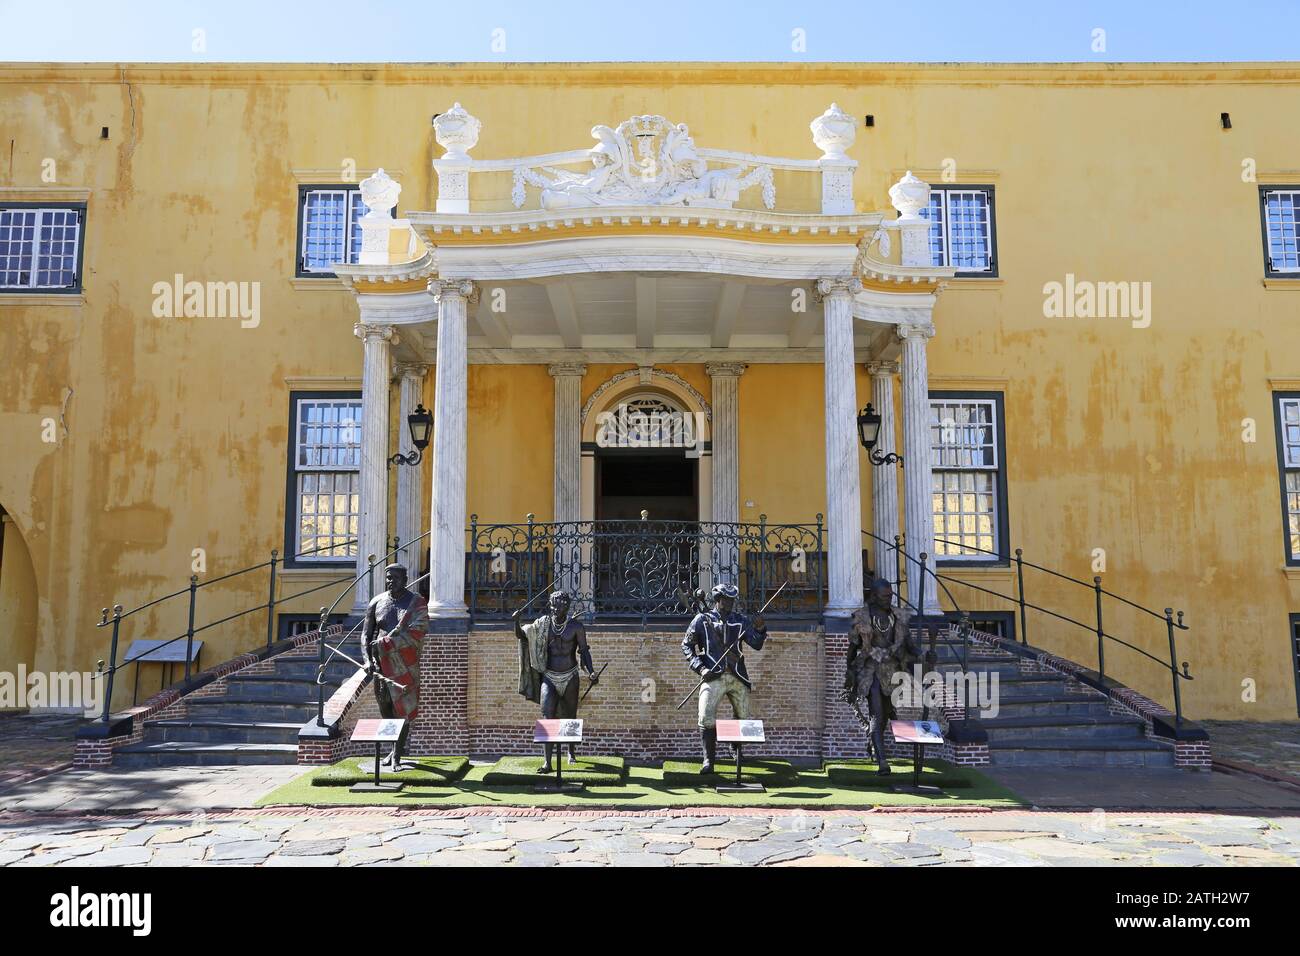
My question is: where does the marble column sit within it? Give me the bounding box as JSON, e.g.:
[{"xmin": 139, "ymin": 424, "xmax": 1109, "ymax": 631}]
[
  {"xmin": 428, "ymin": 280, "xmax": 475, "ymax": 619},
  {"xmin": 707, "ymin": 362, "xmax": 746, "ymax": 583},
  {"xmin": 817, "ymin": 277, "xmax": 865, "ymax": 619},
  {"xmin": 353, "ymin": 323, "xmax": 397, "ymax": 610},
  {"xmin": 549, "ymin": 362, "xmax": 586, "ymax": 599},
  {"xmin": 898, "ymin": 322, "xmax": 941, "ymax": 613},
  {"xmin": 395, "ymin": 363, "xmax": 428, "ymax": 573},
  {"xmin": 866, "ymin": 361, "xmax": 900, "ymax": 586}
]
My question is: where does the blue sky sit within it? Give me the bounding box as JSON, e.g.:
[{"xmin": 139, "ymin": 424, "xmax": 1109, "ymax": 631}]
[{"xmin": 1, "ymin": 0, "xmax": 1297, "ymax": 62}]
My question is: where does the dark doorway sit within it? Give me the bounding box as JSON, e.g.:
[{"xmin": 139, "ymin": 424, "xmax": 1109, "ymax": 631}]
[
  {"xmin": 596, "ymin": 450, "xmax": 698, "ymax": 521},
  {"xmin": 592, "ymin": 450, "xmax": 700, "ymax": 618}
]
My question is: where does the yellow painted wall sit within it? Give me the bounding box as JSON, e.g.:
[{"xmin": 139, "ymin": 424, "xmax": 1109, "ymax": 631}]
[
  {"xmin": 1, "ymin": 63, "xmax": 1298, "ymax": 719},
  {"xmin": 0, "ymin": 517, "xmax": 39, "ymax": 705}
]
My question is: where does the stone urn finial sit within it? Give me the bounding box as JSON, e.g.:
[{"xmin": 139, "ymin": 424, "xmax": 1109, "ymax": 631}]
[
  {"xmin": 359, "ymin": 168, "xmax": 401, "ymax": 220},
  {"xmin": 889, "ymin": 170, "xmax": 931, "ymax": 221},
  {"xmin": 433, "ymin": 102, "xmax": 481, "ymax": 160},
  {"xmin": 810, "ymin": 103, "xmax": 857, "ymax": 161}
]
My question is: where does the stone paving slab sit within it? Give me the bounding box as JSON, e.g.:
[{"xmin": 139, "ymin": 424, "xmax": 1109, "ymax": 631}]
[
  {"xmin": 0, "ymin": 807, "xmax": 1293, "ymax": 867},
  {"xmin": 1201, "ymin": 721, "xmax": 1300, "ymax": 779}
]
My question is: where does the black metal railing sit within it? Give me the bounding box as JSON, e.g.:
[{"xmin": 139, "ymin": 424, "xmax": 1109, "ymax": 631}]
[
  {"xmin": 467, "ymin": 514, "xmax": 826, "ymax": 626},
  {"xmin": 926, "ymin": 536, "xmax": 1192, "ymax": 725},
  {"xmin": 92, "ymin": 538, "xmax": 368, "ymax": 723}
]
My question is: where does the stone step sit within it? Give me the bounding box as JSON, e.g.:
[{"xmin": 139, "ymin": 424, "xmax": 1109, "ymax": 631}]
[
  {"xmin": 988, "ymin": 738, "xmax": 1175, "ymax": 768},
  {"xmin": 272, "ymin": 658, "xmax": 360, "ymax": 680},
  {"xmin": 991, "ymin": 696, "xmax": 1114, "ymax": 717},
  {"xmin": 185, "ymin": 697, "xmax": 321, "ymax": 721},
  {"xmin": 222, "ymin": 675, "xmax": 342, "ymax": 701},
  {"xmin": 142, "ymin": 718, "xmax": 303, "ymax": 745},
  {"xmin": 112, "ymin": 741, "xmax": 300, "ymax": 767},
  {"xmin": 979, "ymin": 714, "xmax": 1148, "ymax": 742}
]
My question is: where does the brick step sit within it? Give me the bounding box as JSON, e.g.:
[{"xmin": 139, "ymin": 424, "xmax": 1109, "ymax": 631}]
[
  {"xmin": 988, "ymin": 738, "xmax": 1175, "ymax": 768},
  {"xmin": 142, "ymin": 718, "xmax": 303, "ymax": 745},
  {"xmin": 113, "ymin": 741, "xmax": 300, "ymax": 767},
  {"xmin": 979, "ymin": 714, "xmax": 1148, "ymax": 742}
]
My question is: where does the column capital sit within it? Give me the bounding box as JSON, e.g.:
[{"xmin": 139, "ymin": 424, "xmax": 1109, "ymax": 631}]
[
  {"xmin": 896, "ymin": 322, "xmax": 936, "ymax": 342},
  {"xmin": 353, "ymin": 322, "xmax": 399, "ymax": 345},
  {"xmin": 430, "ymin": 278, "xmax": 478, "ymax": 304},
  {"xmin": 547, "ymin": 362, "xmax": 588, "ymax": 378},
  {"xmin": 705, "ymin": 361, "xmax": 748, "ymax": 378},
  {"xmin": 393, "ymin": 362, "xmax": 428, "ymax": 381},
  {"xmin": 814, "ymin": 276, "xmax": 863, "ymax": 301},
  {"xmin": 866, "ymin": 360, "xmax": 900, "ymax": 377}
]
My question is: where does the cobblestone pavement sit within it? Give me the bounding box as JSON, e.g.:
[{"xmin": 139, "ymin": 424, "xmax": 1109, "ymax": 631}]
[
  {"xmin": 1201, "ymin": 721, "xmax": 1300, "ymax": 779},
  {"xmin": 0, "ymin": 713, "xmax": 81, "ymax": 787},
  {"xmin": 1, "ymin": 809, "xmax": 1298, "ymax": 867}
]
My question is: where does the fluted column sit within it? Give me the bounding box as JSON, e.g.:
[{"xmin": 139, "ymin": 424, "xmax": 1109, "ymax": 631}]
[
  {"xmin": 817, "ymin": 277, "xmax": 865, "ymax": 619},
  {"xmin": 899, "ymin": 322, "xmax": 941, "ymax": 613},
  {"xmin": 395, "ymin": 363, "xmax": 428, "ymax": 573},
  {"xmin": 866, "ymin": 361, "xmax": 900, "ymax": 585},
  {"xmin": 428, "ymin": 280, "xmax": 476, "ymax": 619},
  {"xmin": 549, "ymin": 362, "xmax": 586, "ymax": 599},
  {"xmin": 707, "ymin": 362, "xmax": 746, "ymax": 584},
  {"xmin": 353, "ymin": 323, "xmax": 397, "ymax": 610}
]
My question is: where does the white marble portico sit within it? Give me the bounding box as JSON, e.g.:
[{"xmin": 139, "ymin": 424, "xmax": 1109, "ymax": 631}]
[{"xmin": 335, "ymin": 104, "xmax": 953, "ymax": 622}]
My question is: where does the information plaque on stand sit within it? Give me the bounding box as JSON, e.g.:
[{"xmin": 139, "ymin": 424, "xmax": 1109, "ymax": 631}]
[{"xmin": 714, "ymin": 719, "xmax": 766, "ymax": 793}]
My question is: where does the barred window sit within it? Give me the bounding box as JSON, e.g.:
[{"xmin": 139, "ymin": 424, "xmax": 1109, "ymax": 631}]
[
  {"xmin": 290, "ymin": 396, "xmax": 362, "ymax": 561},
  {"xmin": 1276, "ymin": 395, "xmax": 1300, "ymax": 563},
  {"xmin": 0, "ymin": 205, "xmax": 85, "ymax": 291},
  {"xmin": 1262, "ymin": 188, "xmax": 1300, "ymax": 276},
  {"xmin": 930, "ymin": 397, "xmax": 1004, "ymax": 561},
  {"xmin": 297, "ymin": 187, "xmax": 387, "ymax": 276},
  {"xmin": 922, "ymin": 186, "xmax": 997, "ymax": 275}
]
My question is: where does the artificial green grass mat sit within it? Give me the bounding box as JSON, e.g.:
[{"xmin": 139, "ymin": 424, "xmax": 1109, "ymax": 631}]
[
  {"xmin": 662, "ymin": 758, "xmax": 797, "ymax": 786},
  {"xmin": 482, "ymin": 755, "xmax": 626, "ymax": 785},
  {"xmin": 258, "ymin": 760, "xmax": 1025, "ymax": 809},
  {"xmin": 824, "ymin": 759, "xmax": 973, "ymax": 789},
  {"xmin": 311, "ymin": 756, "xmax": 469, "ymax": 787}
]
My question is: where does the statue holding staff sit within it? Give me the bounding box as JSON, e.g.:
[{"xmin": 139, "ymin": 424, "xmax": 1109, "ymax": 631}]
[
  {"xmin": 360, "ymin": 563, "xmax": 428, "ymax": 769},
  {"xmin": 514, "ymin": 590, "xmax": 599, "ymax": 773}
]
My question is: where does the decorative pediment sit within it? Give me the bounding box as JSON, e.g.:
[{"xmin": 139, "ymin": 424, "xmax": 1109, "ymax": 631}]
[{"xmin": 512, "ymin": 114, "xmax": 775, "ymax": 211}]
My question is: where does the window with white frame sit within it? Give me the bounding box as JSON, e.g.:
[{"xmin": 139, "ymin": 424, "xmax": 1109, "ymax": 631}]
[
  {"xmin": 0, "ymin": 205, "xmax": 85, "ymax": 291},
  {"xmin": 296, "ymin": 187, "xmax": 388, "ymax": 276},
  {"xmin": 922, "ymin": 186, "xmax": 997, "ymax": 275},
  {"xmin": 930, "ymin": 397, "xmax": 1005, "ymax": 561},
  {"xmin": 290, "ymin": 396, "xmax": 362, "ymax": 561},
  {"xmin": 1262, "ymin": 188, "xmax": 1300, "ymax": 276},
  {"xmin": 1276, "ymin": 395, "xmax": 1300, "ymax": 563}
]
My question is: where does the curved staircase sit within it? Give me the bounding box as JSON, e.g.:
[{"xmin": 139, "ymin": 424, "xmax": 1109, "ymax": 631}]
[
  {"xmin": 113, "ymin": 637, "xmax": 362, "ymax": 767},
  {"xmin": 932, "ymin": 640, "xmax": 1175, "ymax": 768}
]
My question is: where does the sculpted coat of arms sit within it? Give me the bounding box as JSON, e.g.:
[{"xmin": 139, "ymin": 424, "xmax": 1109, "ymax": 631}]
[{"xmin": 513, "ymin": 115, "xmax": 775, "ymax": 211}]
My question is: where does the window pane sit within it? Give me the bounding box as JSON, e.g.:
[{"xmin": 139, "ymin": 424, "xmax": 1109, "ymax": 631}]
[
  {"xmin": 0, "ymin": 207, "xmax": 81, "ymax": 289},
  {"xmin": 297, "ymin": 471, "xmax": 360, "ymax": 559},
  {"xmin": 301, "ymin": 190, "xmax": 349, "ymax": 273},
  {"xmin": 931, "ymin": 397, "xmax": 1001, "ymax": 558},
  {"xmin": 1266, "ymin": 191, "xmax": 1300, "ymax": 272},
  {"xmin": 1288, "ymin": 472, "xmax": 1300, "ymax": 561}
]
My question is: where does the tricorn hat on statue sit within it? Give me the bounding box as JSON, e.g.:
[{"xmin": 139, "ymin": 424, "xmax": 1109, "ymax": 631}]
[{"xmin": 710, "ymin": 583, "xmax": 740, "ymax": 600}]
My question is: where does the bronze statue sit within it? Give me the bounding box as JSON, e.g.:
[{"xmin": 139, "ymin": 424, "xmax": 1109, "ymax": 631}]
[
  {"xmin": 682, "ymin": 582, "xmax": 768, "ymax": 774},
  {"xmin": 842, "ymin": 578, "xmax": 924, "ymax": 775},
  {"xmin": 514, "ymin": 590, "xmax": 598, "ymax": 773},
  {"xmin": 360, "ymin": 563, "xmax": 428, "ymax": 769}
]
